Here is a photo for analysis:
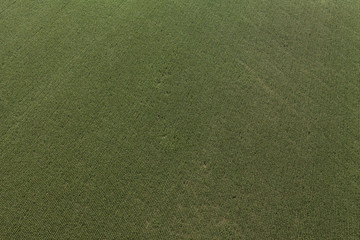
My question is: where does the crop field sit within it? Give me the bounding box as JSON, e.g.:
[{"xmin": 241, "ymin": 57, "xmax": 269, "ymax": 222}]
[{"xmin": 0, "ymin": 0, "xmax": 359, "ymax": 239}]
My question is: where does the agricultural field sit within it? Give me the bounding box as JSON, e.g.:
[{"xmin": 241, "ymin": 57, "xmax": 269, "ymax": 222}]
[{"xmin": 0, "ymin": 0, "xmax": 359, "ymax": 239}]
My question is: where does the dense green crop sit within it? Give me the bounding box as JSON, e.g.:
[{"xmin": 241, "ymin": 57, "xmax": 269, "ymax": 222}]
[{"xmin": 1, "ymin": 0, "xmax": 359, "ymax": 238}]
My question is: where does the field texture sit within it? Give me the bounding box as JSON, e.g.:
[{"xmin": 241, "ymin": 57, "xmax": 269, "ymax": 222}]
[{"xmin": 1, "ymin": 0, "xmax": 359, "ymax": 239}]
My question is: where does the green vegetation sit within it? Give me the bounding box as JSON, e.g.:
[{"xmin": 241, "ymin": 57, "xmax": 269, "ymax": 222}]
[{"xmin": 1, "ymin": 0, "xmax": 359, "ymax": 238}]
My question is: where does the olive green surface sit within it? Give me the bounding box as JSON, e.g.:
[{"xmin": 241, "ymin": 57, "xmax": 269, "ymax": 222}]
[{"xmin": 1, "ymin": 0, "xmax": 359, "ymax": 239}]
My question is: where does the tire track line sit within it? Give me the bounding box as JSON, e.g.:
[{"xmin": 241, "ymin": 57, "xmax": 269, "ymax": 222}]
[
  {"xmin": 235, "ymin": 57, "xmax": 299, "ymax": 116},
  {"xmin": 237, "ymin": 13, "xmax": 358, "ymax": 147},
  {"xmin": 240, "ymin": 11, "xmax": 358, "ymax": 113}
]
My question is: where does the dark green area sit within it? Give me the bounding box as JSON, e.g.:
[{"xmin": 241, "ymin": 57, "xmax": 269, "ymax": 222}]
[{"xmin": 1, "ymin": 0, "xmax": 359, "ymax": 238}]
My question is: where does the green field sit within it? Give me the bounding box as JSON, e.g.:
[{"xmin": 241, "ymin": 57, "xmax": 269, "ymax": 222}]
[{"xmin": 1, "ymin": 0, "xmax": 359, "ymax": 239}]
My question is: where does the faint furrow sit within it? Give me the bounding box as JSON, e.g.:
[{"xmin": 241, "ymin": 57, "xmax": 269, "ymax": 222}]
[
  {"xmin": 242, "ymin": 12, "xmax": 358, "ymax": 113},
  {"xmin": 0, "ymin": 0, "xmax": 135, "ymax": 148},
  {"xmin": 0, "ymin": 24, "xmax": 82, "ymax": 132},
  {"xmin": 2, "ymin": 0, "xmax": 72, "ymax": 65},
  {"xmin": 343, "ymin": 26, "xmax": 360, "ymax": 37},
  {"xmin": 0, "ymin": 1, "xmax": 16, "ymax": 16},
  {"xmin": 235, "ymin": 58, "xmax": 300, "ymax": 118},
  {"xmin": 0, "ymin": 44, "xmax": 90, "ymax": 147}
]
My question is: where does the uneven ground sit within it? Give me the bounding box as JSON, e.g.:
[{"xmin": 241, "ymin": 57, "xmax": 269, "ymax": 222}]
[{"xmin": 0, "ymin": 0, "xmax": 359, "ymax": 239}]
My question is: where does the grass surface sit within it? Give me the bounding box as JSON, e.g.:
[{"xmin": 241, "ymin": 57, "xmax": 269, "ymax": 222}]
[{"xmin": 1, "ymin": 0, "xmax": 359, "ymax": 239}]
